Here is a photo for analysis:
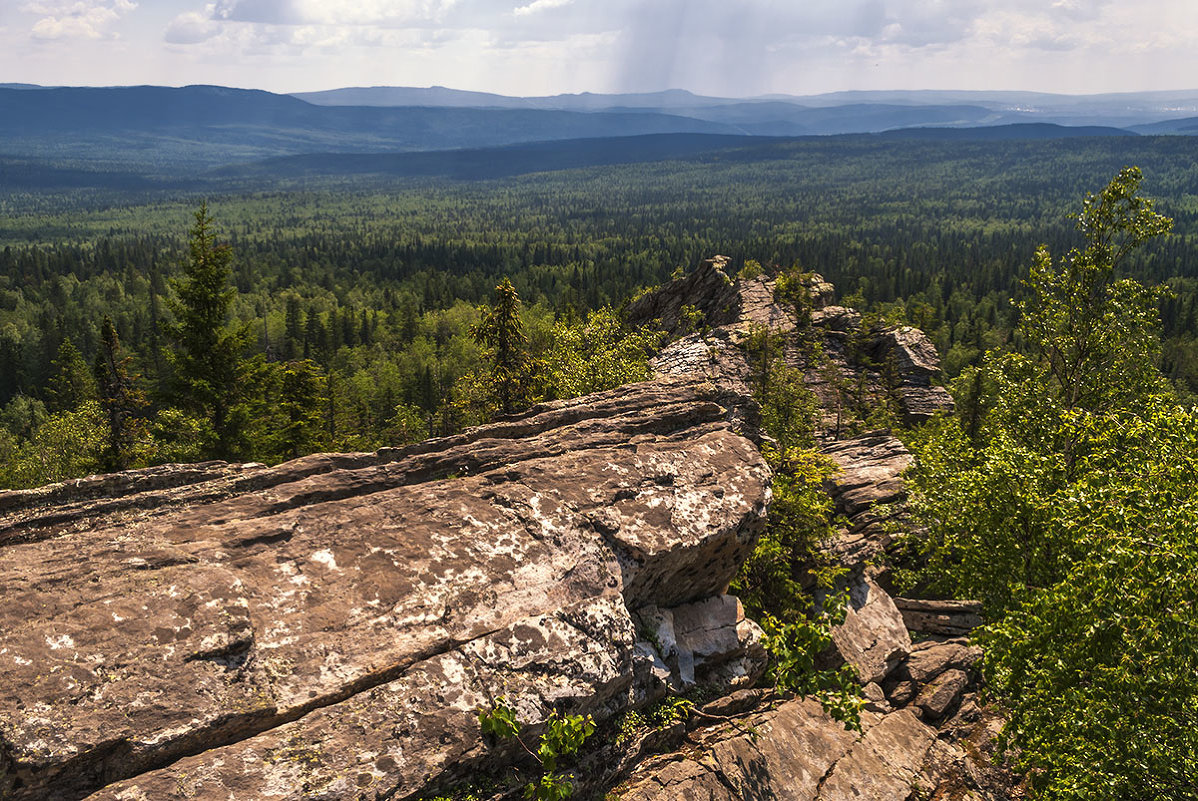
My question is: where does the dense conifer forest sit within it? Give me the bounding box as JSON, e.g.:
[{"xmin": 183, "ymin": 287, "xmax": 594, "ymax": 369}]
[{"xmin": 1, "ymin": 135, "xmax": 1197, "ymax": 486}]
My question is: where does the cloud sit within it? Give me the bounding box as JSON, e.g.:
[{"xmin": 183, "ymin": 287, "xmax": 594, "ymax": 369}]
[
  {"xmin": 211, "ymin": 0, "xmax": 461, "ymax": 27},
  {"xmin": 513, "ymin": 0, "xmax": 572, "ymax": 17},
  {"xmin": 165, "ymin": 10, "xmax": 220, "ymax": 44},
  {"xmin": 24, "ymin": 0, "xmax": 136, "ymax": 40}
]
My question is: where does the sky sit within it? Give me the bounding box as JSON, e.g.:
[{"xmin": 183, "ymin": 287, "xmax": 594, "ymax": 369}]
[{"xmin": 0, "ymin": 0, "xmax": 1194, "ymax": 97}]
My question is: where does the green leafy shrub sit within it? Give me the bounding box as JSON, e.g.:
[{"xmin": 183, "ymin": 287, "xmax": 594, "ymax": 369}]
[
  {"xmin": 543, "ymin": 308, "xmax": 662, "ymax": 399},
  {"xmin": 906, "ymin": 168, "xmax": 1198, "ymax": 798},
  {"xmin": 478, "ymin": 697, "xmax": 596, "ymax": 801}
]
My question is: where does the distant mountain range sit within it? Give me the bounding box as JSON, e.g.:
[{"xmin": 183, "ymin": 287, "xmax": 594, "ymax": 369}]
[{"xmin": 1, "ymin": 83, "xmax": 1195, "ymax": 186}]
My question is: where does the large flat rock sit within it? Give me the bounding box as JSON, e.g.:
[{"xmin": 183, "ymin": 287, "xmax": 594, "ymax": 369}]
[{"xmin": 0, "ymin": 377, "xmax": 770, "ymax": 800}]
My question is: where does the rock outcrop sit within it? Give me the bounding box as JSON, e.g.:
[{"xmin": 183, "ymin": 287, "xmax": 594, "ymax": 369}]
[
  {"xmin": 0, "ymin": 378, "xmax": 770, "ymax": 801},
  {"xmin": 0, "ymin": 256, "xmax": 1010, "ymax": 801},
  {"xmin": 618, "ymin": 257, "xmax": 1013, "ymax": 801}
]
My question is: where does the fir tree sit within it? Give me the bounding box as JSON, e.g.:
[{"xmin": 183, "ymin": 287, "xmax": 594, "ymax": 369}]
[
  {"xmin": 472, "ymin": 278, "xmax": 538, "ymax": 415},
  {"xmin": 275, "ymin": 359, "xmax": 327, "ymax": 461}
]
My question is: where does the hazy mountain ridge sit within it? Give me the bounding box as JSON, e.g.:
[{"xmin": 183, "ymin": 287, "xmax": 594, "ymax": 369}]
[
  {"xmin": 0, "ymin": 85, "xmax": 745, "ymax": 169},
  {"xmin": 0, "ymin": 83, "xmax": 1180, "ymax": 186}
]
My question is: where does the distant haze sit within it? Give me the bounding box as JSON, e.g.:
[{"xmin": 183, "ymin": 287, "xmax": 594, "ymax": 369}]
[{"xmin": 0, "ymin": 1, "xmax": 1195, "ymax": 97}]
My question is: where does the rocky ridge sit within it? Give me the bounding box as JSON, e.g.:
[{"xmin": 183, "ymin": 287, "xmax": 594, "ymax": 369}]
[
  {"xmin": 0, "ymin": 257, "xmax": 1014, "ymax": 800},
  {"xmin": 614, "ymin": 257, "xmax": 1012, "ymax": 800}
]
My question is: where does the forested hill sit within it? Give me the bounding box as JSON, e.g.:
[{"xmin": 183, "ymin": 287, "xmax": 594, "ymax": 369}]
[{"xmin": 2, "ymin": 134, "xmax": 1198, "ymax": 479}]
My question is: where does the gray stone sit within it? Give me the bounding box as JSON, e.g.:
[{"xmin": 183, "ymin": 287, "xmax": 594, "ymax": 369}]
[
  {"xmin": 0, "ymin": 377, "xmax": 771, "ymax": 801},
  {"xmin": 827, "ymin": 575, "xmax": 912, "ymax": 684},
  {"xmin": 900, "ymin": 639, "xmax": 983, "ymax": 684},
  {"xmin": 915, "ymin": 669, "xmax": 970, "ymax": 721}
]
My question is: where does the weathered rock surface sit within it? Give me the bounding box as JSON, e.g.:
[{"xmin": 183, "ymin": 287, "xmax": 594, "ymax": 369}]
[
  {"xmin": 616, "ymin": 701, "xmax": 938, "ymax": 801},
  {"xmin": 627, "ymin": 256, "xmax": 794, "ymax": 340},
  {"xmin": 0, "ymin": 377, "xmax": 770, "ymax": 801},
  {"xmin": 824, "ymin": 576, "xmax": 912, "ymax": 685},
  {"xmin": 820, "ymin": 433, "xmax": 913, "ymax": 569},
  {"xmin": 636, "ymin": 595, "xmax": 767, "ymax": 691}
]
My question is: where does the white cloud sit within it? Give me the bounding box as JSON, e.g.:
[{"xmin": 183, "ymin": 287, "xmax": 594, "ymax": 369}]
[
  {"xmin": 24, "ymin": 0, "xmax": 136, "ymax": 41},
  {"xmin": 165, "ymin": 10, "xmax": 220, "ymax": 44},
  {"xmin": 7, "ymin": 0, "xmax": 1198, "ymax": 95},
  {"xmin": 211, "ymin": 0, "xmax": 461, "ymax": 27},
  {"xmin": 513, "ymin": 0, "xmax": 572, "ymax": 17}
]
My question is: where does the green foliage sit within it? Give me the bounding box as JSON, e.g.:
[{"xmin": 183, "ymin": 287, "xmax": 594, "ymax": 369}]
[
  {"xmin": 479, "ymin": 697, "xmax": 595, "ymax": 801},
  {"xmin": 906, "ymin": 168, "xmax": 1198, "ymax": 797},
  {"xmin": 145, "ymin": 408, "xmax": 213, "ymax": 464},
  {"xmin": 613, "ymin": 710, "xmax": 645, "ymax": 745},
  {"xmin": 1020, "ymin": 166, "xmax": 1171, "ymax": 422},
  {"xmin": 760, "ymin": 599, "xmax": 864, "ymax": 731},
  {"xmin": 271, "ymin": 359, "xmax": 328, "ymax": 461},
  {"xmin": 978, "ymin": 403, "xmax": 1198, "ymax": 800},
  {"xmin": 46, "ymin": 339, "xmax": 96, "ymax": 413},
  {"xmin": 647, "ymin": 697, "xmax": 694, "ymax": 729},
  {"xmin": 165, "ymin": 203, "xmax": 253, "ymax": 458},
  {"xmin": 737, "ymin": 259, "xmax": 763, "ymax": 280},
  {"xmin": 478, "ymin": 697, "xmax": 521, "ymax": 740},
  {"xmin": 732, "ymin": 325, "xmax": 863, "ymax": 730},
  {"xmin": 678, "ymin": 304, "xmax": 705, "ymax": 335},
  {"xmin": 733, "ymin": 449, "xmax": 838, "ymax": 619},
  {"xmin": 772, "ymin": 266, "xmax": 816, "ymax": 328},
  {"xmin": 543, "ymin": 308, "xmax": 662, "ymax": 399},
  {"xmin": 537, "ymin": 714, "xmax": 596, "ymax": 773},
  {"xmin": 0, "ymin": 401, "xmax": 105, "ymax": 488}
]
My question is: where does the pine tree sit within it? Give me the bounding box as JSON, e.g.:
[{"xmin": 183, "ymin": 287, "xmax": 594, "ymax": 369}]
[
  {"xmin": 166, "ymin": 203, "xmax": 252, "ymax": 459},
  {"xmin": 93, "ymin": 317, "xmax": 147, "ymax": 471},
  {"xmin": 284, "ymin": 295, "xmax": 303, "ymax": 359}
]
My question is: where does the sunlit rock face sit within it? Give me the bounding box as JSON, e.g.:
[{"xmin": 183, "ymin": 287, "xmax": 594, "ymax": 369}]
[{"xmin": 0, "ymin": 376, "xmax": 770, "ymax": 800}]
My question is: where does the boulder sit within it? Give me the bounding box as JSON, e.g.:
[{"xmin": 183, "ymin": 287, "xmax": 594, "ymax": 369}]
[
  {"xmin": 825, "ymin": 575, "xmax": 912, "ymax": 684},
  {"xmin": 899, "ymin": 639, "xmax": 983, "ymax": 685},
  {"xmin": 916, "ymin": 669, "xmax": 971, "ymax": 721},
  {"xmin": 617, "ymin": 702, "xmax": 937, "ymax": 801},
  {"xmin": 626, "ymin": 256, "xmax": 743, "ymax": 337},
  {"xmin": 872, "ymin": 326, "xmax": 942, "ymax": 386},
  {"xmin": 899, "ymin": 384, "xmax": 955, "ymax": 425},
  {"xmin": 637, "ymin": 594, "xmax": 767, "ymax": 690}
]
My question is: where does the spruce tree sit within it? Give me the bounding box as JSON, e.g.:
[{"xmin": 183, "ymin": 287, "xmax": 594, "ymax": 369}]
[
  {"xmin": 472, "ymin": 278, "xmax": 537, "ymax": 415},
  {"xmin": 275, "ymin": 359, "xmax": 327, "ymax": 461},
  {"xmin": 166, "ymin": 203, "xmax": 251, "ymax": 459},
  {"xmin": 46, "ymin": 339, "xmax": 97, "ymax": 413}
]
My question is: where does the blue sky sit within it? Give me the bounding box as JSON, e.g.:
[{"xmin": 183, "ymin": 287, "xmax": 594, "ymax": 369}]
[{"xmin": 0, "ymin": 0, "xmax": 1193, "ymax": 96}]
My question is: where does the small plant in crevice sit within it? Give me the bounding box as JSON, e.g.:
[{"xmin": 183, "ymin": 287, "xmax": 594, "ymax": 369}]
[
  {"xmin": 478, "ymin": 697, "xmax": 596, "ymax": 801},
  {"xmin": 647, "ymin": 696, "xmax": 694, "ymax": 729},
  {"xmin": 678, "ymin": 304, "xmax": 706, "ymax": 336},
  {"xmin": 613, "ymin": 710, "xmax": 646, "ymax": 745}
]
